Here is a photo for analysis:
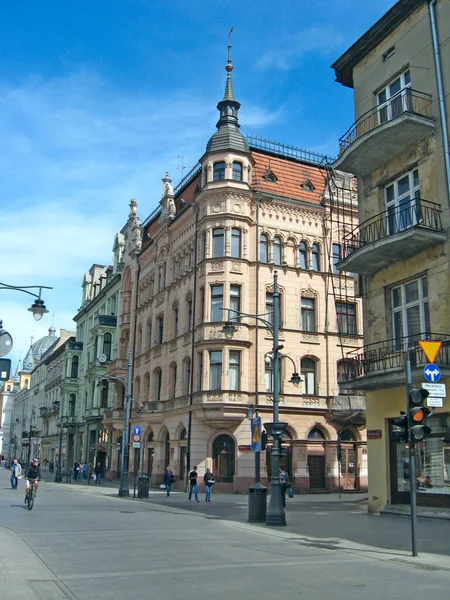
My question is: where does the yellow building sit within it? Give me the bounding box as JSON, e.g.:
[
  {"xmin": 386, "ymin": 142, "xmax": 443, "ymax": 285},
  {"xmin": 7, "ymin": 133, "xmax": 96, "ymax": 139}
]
[
  {"xmin": 104, "ymin": 51, "xmax": 367, "ymax": 493},
  {"xmin": 332, "ymin": 0, "xmax": 450, "ymax": 511}
]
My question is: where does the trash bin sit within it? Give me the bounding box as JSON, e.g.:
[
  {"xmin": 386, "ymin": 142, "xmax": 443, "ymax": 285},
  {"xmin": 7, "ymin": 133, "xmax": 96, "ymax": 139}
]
[
  {"xmin": 138, "ymin": 475, "xmax": 150, "ymax": 498},
  {"xmin": 248, "ymin": 483, "xmax": 267, "ymax": 523}
]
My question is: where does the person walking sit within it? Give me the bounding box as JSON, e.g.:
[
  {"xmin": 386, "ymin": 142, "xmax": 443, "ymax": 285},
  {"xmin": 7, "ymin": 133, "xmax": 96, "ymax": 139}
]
[
  {"xmin": 82, "ymin": 462, "xmax": 88, "ymax": 480},
  {"xmin": 163, "ymin": 467, "xmax": 175, "ymax": 497},
  {"xmin": 87, "ymin": 463, "xmax": 94, "ymax": 484},
  {"xmin": 73, "ymin": 461, "xmax": 81, "ymax": 483},
  {"xmin": 94, "ymin": 462, "xmax": 102, "ymax": 485},
  {"xmin": 279, "ymin": 467, "xmax": 289, "ymax": 508},
  {"xmin": 188, "ymin": 466, "xmax": 199, "ymax": 502},
  {"xmin": 10, "ymin": 459, "xmax": 22, "ymax": 490},
  {"xmin": 203, "ymin": 467, "xmax": 215, "ymax": 502}
]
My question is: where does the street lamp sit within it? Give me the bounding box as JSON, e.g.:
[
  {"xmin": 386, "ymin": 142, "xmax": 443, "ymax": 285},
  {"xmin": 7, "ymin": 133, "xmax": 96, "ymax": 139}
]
[
  {"xmin": 0, "ymin": 282, "xmax": 52, "ymax": 321},
  {"xmin": 221, "ymin": 270, "xmax": 301, "ymax": 526},
  {"xmin": 97, "ymin": 349, "xmax": 133, "ymax": 497}
]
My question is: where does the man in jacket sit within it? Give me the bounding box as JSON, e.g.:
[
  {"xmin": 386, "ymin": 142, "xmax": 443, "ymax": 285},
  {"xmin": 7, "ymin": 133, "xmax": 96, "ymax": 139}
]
[
  {"xmin": 10, "ymin": 459, "xmax": 22, "ymax": 489},
  {"xmin": 188, "ymin": 466, "xmax": 199, "ymax": 502},
  {"xmin": 25, "ymin": 459, "xmax": 42, "ymax": 502}
]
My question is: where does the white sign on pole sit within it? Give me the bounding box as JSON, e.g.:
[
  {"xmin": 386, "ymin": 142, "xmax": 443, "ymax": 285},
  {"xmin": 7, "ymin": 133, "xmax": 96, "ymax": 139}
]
[
  {"xmin": 422, "ymin": 382, "xmax": 446, "ymax": 397},
  {"xmin": 427, "ymin": 397, "xmax": 444, "ymax": 408},
  {"xmin": 133, "ymin": 434, "xmax": 141, "ymax": 442},
  {"xmin": 132, "ymin": 441, "xmax": 140, "ymax": 449}
]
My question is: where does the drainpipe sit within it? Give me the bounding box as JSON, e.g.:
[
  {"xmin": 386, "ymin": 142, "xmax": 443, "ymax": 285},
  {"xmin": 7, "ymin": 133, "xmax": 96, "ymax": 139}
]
[{"xmin": 429, "ymin": 0, "xmax": 450, "ymax": 203}]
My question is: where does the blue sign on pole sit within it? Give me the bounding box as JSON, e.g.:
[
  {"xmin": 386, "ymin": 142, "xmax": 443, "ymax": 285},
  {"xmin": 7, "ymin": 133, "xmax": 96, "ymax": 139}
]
[
  {"xmin": 251, "ymin": 417, "xmax": 262, "ymax": 452},
  {"xmin": 424, "ymin": 364, "xmax": 441, "ymax": 383},
  {"xmin": 133, "ymin": 425, "xmax": 142, "ymax": 436}
]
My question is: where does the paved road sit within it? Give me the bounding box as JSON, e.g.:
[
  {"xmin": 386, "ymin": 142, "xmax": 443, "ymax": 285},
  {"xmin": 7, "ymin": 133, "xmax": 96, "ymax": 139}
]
[{"xmin": 1, "ymin": 469, "xmax": 450, "ymax": 599}]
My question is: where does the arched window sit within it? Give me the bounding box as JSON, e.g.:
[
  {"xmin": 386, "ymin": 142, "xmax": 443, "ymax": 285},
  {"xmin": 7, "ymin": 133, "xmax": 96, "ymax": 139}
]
[
  {"xmin": 213, "ymin": 162, "xmax": 226, "ymax": 181},
  {"xmin": 103, "ymin": 333, "xmax": 112, "ymax": 360},
  {"xmin": 301, "ymin": 358, "xmax": 317, "ymax": 395},
  {"xmin": 299, "ymin": 241, "xmax": 307, "ymax": 269},
  {"xmin": 137, "ymin": 326, "xmax": 143, "ymax": 355},
  {"xmin": 213, "ymin": 228, "xmax": 224, "ymax": 257},
  {"xmin": 147, "ymin": 320, "xmax": 152, "ymax": 351},
  {"xmin": 170, "ymin": 363, "xmax": 177, "ymax": 399},
  {"xmin": 273, "ymin": 236, "xmax": 281, "ymax": 265},
  {"xmin": 212, "ymin": 434, "xmax": 235, "ymax": 482},
  {"xmin": 164, "ymin": 433, "xmax": 170, "ymax": 469},
  {"xmin": 307, "ymin": 427, "xmax": 325, "ymax": 440},
  {"xmin": 231, "ymin": 228, "xmax": 241, "ymax": 258},
  {"xmin": 143, "ymin": 372, "xmax": 150, "ymax": 400},
  {"xmin": 232, "ymin": 161, "xmax": 243, "ymax": 181},
  {"xmin": 312, "ymin": 243, "xmax": 320, "ymax": 271},
  {"xmin": 147, "ymin": 429, "xmax": 154, "ymax": 442},
  {"xmin": 155, "ymin": 369, "xmax": 163, "ymax": 402},
  {"xmin": 71, "ymin": 356, "xmax": 79, "ymax": 379},
  {"xmin": 341, "ymin": 429, "xmax": 356, "ymax": 442},
  {"xmin": 184, "ymin": 357, "xmax": 191, "ymax": 395},
  {"xmin": 100, "ymin": 381, "xmax": 108, "ymax": 409},
  {"xmin": 180, "ymin": 428, "xmax": 187, "ymax": 440},
  {"xmin": 260, "ymin": 234, "xmax": 268, "ymax": 263},
  {"xmin": 69, "ymin": 393, "xmax": 76, "ymax": 417}
]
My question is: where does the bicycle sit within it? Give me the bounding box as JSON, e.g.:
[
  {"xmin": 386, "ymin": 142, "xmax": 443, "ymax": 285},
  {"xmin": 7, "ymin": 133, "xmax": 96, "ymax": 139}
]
[{"xmin": 25, "ymin": 479, "xmax": 39, "ymax": 510}]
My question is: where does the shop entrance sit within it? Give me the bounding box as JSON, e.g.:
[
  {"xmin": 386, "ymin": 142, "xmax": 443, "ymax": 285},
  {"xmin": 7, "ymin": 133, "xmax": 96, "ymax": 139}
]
[
  {"xmin": 340, "ymin": 446, "xmax": 357, "ymax": 490},
  {"xmin": 308, "ymin": 455, "xmax": 325, "ymax": 489}
]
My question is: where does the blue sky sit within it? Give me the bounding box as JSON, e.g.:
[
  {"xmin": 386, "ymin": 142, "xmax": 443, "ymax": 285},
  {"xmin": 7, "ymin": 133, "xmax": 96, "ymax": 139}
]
[{"xmin": 1, "ymin": 0, "xmax": 396, "ymax": 368}]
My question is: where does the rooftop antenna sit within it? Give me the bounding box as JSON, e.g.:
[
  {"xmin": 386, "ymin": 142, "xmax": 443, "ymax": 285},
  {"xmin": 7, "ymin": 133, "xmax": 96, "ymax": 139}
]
[{"xmin": 175, "ymin": 155, "xmax": 194, "ymax": 182}]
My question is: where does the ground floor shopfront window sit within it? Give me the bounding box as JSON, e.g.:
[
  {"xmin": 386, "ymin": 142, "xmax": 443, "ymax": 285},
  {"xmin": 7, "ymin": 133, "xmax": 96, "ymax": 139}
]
[{"xmin": 390, "ymin": 414, "xmax": 450, "ymax": 506}]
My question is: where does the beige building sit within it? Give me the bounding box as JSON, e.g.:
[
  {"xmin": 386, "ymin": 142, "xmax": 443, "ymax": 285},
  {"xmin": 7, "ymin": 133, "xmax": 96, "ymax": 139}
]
[
  {"xmin": 104, "ymin": 53, "xmax": 367, "ymax": 493},
  {"xmin": 332, "ymin": 0, "xmax": 450, "ymax": 511}
]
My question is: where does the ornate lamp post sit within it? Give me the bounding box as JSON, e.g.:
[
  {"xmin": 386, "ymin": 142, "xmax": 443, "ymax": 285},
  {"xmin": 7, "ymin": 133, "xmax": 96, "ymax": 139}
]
[
  {"xmin": 0, "ymin": 282, "xmax": 52, "ymax": 321},
  {"xmin": 222, "ymin": 270, "xmax": 301, "ymax": 526}
]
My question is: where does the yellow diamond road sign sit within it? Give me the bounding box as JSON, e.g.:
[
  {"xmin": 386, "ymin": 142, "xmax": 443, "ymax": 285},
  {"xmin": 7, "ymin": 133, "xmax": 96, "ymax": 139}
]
[{"xmin": 419, "ymin": 341, "xmax": 442, "ymax": 364}]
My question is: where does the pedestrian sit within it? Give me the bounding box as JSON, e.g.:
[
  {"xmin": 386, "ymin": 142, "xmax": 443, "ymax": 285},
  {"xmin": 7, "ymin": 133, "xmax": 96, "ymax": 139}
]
[
  {"xmin": 10, "ymin": 459, "xmax": 22, "ymax": 490},
  {"xmin": 163, "ymin": 467, "xmax": 175, "ymax": 497},
  {"xmin": 82, "ymin": 462, "xmax": 88, "ymax": 480},
  {"xmin": 203, "ymin": 467, "xmax": 215, "ymax": 502},
  {"xmin": 279, "ymin": 466, "xmax": 289, "ymax": 507},
  {"xmin": 188, "ymin": 466, "xmax": 199, "ymax": 502},
  {"xmin": 87, "ymin": 463, "xmax": 94, "ymax": 484},
  {"xmin": 49, "ymin": 460, "xmax": 54, "ymax": 473},
  {"xmin": 94, "ymin": 462, "xmax": 102, "ymax": 484},
  {"xmin": 73, "ymin": 461, "xmax": 81, "ymax": 483}
]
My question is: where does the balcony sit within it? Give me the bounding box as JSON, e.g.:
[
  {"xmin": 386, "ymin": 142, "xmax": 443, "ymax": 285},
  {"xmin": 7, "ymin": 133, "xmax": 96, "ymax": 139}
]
[
  {"xmin": 67, "ymin": 341, "xmax": 83, "ymax": 351},
  {"xmin": 91, "ymin": 315, "xmax": 118, "ymax": 332},
  {"xmin": 337, "ymin": 199, "xmax": 446, "ymax": 275},
  {"xmin": 334, "ymin": 90, "xmax": 434, "ymax": 175},
  {"xmin": 339, "ymin": 333, "xmax": 450, "ymax": 391}
]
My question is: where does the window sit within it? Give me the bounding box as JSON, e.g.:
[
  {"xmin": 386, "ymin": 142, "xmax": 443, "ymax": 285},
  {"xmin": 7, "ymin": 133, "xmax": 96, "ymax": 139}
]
[
  {"xmin": 312, "ymin": 244, "xmax": 320, "ymax": 271},
  {"xmin": 301, "ymin": 297, "xmax": 315, "ymax": 332},
  {"xmin": 101, "ymin": 381, "xmax": 109, "ymax": 408},
  {"xmin": 299, "ymin": 241, "xmax": 307, "ymax": 269},
  {"xmin": 209, "ymin": 351, "xmax": 222, "ymax": 390},
  {"xmin": 385, "ymin": 169, "xmax": 420, "ymax": 234},
  {"xmin": 178, "ymin": 259, "xmax": 183, "ymax": 279},
  {"xmin": 232, "ymin": 162, "xmax": 243, "ymax": 181},
  {"xmin": 156, "ymin": 369, "xmax": 162, "ymax": 402},
  {"xmin": 103, "ymin": 333, "xmax": 112, "ymax": 360},
  {"xmin": 203, "ymin": 233, "xmax": 208, "ymax": 259},
  {"xmin": 392, "ymin": 277, "xmax": 430, "ymax": 347},
  {"xmin": 266, "ymin": 292, "xmax": 282, "ymax": 327},
  {"xmin": 184, "ymin": 358, "xmax": 191, "ymax": 395},
  {"xmin": 229, "ymin": 351, "xmax": 240, "ymax": 390},
  {"xmin": 231, "ymin": 228, "xmax": 241, "ymax": 258},
  {"xmin": 137, "ymin": 327, "xmax": 143, "ymax": 355},
  {"xmin": 336, "ymin": 302, "xmax": 357, "ymax": 335},
  {"xmin": 157, "ymin": 316, "xmax": 164, "ymax": 345},
  {"xmin": 213, "ymin": 162, "xmax": 226, "ymax": 181},
  {"xmin": 71, "ymin": 356, "xmax": 79, "ymax": 379},
  {"xmin": 187, "ymin": 298, "xmax": 193, "ymax": 331},
  {"xmin": 301, "ymin": 358, "xmax": 316, "ymax": 395},
  {"xmin": 173, "ymin": 307, "xmax": 179, "ymax": 338},
  {"xmin": 230, "ymin": 285, "xmax": 241, "ymax": 322},
  {"xmin": 198, "ymin": 352, "xmax": 204, "ymax": 391},
  {"xmin": 144, "ymin": 372, "xmax": 150, "ymax": 399},
  {"xmin": 265, "ymin": 357, "xmax": 281, "ymax": 393},
  {"xmin": 200, "ymin": 288, "xmax": 205, "ymax": 322},
  {"xmin": 307, "ymin": 427, "xmax": 325, "ymax": 440},
  {"xmin": 260, "ymin": 234, "xmax": 268, "ymax": 263},
  {"xmin": 301, "ymin": 180, "xmax": 315, "ymax": 192},
  {"xmin": 69, "ymin": 393, "xmax": 76, "ymax": 417},
  {"xmin": 332, "ymin": 244, "xmax": 341, "ymax": 274},
  {"xmin": 213, "ymin": 228, "xmax": 224, "ymax": 257},
  {"xmin": 378, "ymin": 69, "xmax": 411, "ymax": 124},
  {"xmin": 213, "ymin": 434, "xmax": 235, "ymax": 483},
  {"xmin": 263, "ymin": 169, "xmax": 278, "ymax": 183},
  {"xmin": 170, "ymin": 364, "xmax": 177, "ymax": 399},
  {"xmin": 147, "ymin": 321, "xmax": 152, "ymax": 350},
  {"xmin": 273, "ymin": 236, "xmax": 281, "ymax": 265},
  {"xmin": 211, "ymin": 285, "xmax": 224, "ymax": 322}
]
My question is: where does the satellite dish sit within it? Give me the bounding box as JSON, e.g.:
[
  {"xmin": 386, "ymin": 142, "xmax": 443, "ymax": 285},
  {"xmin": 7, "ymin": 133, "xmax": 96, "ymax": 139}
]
[
  {"xmin": 97, "ymin": 354, "xmax": 107, "ymax": 363},
  {"xmin": 0, "ymin": 330, "xmax": 13, "ymax": 358}
]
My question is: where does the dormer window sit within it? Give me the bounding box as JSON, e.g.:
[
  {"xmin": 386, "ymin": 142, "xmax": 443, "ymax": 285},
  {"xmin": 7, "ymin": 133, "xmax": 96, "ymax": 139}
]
[
  {"xmin": 300, "ymin": 179, "xmax": 315, "ymax": 192},
  {"xmin": 213, "ymin": 162, "xmax": 226, "ymax": 181},
  {"xmin": 263, "ymin": 169, "xmax": 278, "ymax": 183},
  {"xmin": 232, "ymin": 162, "xmax": 243, "ymax": 181}
]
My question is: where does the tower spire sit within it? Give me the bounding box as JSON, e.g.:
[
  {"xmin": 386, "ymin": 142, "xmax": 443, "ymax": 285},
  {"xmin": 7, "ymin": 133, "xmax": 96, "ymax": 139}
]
[{"xmin": 223, "ymin": 28, "xmax": 236, "ymax": 102}]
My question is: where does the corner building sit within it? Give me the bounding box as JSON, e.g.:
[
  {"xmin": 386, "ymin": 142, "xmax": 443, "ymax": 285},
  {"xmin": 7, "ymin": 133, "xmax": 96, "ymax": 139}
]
[
  {"xmin": 332, "ymin": 0, "xmax": 450, "ymax": 511},
  {"xmin": 105, "ymin": 55, "xmax": 367, "ymax": 492}
]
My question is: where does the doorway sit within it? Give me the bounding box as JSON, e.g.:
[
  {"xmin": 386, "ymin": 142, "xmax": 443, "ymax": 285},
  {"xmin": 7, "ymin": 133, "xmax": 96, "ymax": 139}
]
[
  {"xmin": 340, "ymin": 446, "xmax": 357, "ymax": 490},
  {"xmin": 308, "ymin": 455, "xmax": 325, "ymax": 489}
]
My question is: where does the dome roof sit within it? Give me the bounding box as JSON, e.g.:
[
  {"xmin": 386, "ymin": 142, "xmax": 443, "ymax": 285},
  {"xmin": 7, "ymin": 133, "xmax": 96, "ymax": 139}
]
[{"xmin": 22, "ymin": 326, "xmax": 57, "ymax": 372}]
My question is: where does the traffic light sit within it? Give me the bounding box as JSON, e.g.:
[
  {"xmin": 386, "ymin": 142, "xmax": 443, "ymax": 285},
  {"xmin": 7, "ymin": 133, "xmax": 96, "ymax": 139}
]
[
  {"xmin": 261, "ymin": 430, "xmax": 267, "ymax": 451},
  {"xmin": 391, "ymin": 412, "xmax": 408, "ymax": 442},
  {"xmin": 408, "ymin": 387, "xmax": 432, "ymax": 442}
]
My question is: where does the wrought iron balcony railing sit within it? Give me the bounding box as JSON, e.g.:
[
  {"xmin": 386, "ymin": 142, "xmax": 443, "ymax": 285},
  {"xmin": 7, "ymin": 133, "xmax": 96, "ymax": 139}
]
[
  {"xmin": 339, "ymin": 89, "xmax": 432, "ymax": 153},
  {"xmin": 342, "ymin": 332, "xmax": 450, "ymax": 382},
  {"xmin": 343, "ymin": 198, "xmax": 443, "ymax": 251}
]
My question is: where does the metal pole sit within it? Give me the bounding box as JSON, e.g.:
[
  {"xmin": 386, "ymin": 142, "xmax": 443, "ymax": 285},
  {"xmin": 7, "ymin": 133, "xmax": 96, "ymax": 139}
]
[
  {"xmin": 266, "ymin": 271, "xmax": 286, "ymax": 526},
  {"xmin": 406, "ymin": 354, "xmax": 418, "ymax": 557},
  {"xmin": 55, "ymin": 398, "xmax": 64, "ymax": 483},
  {"xmin": 118, "ymin": 350, "xmax": 132, "ymax": 497}
]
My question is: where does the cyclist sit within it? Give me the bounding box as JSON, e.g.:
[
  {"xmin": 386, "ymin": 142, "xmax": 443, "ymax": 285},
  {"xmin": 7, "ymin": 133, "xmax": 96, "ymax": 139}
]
[{"xmin": 25, "ymin": 459, "xmax": 42, "ymax": 503}]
